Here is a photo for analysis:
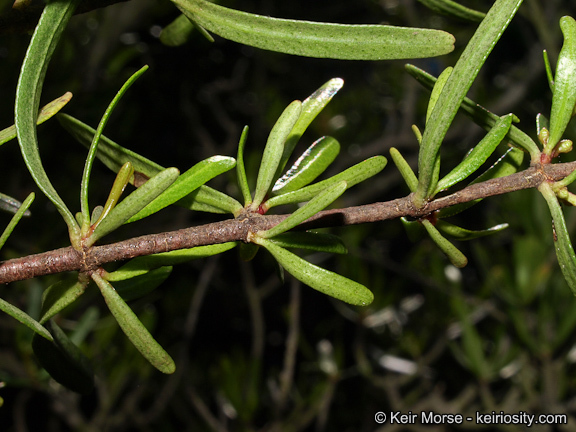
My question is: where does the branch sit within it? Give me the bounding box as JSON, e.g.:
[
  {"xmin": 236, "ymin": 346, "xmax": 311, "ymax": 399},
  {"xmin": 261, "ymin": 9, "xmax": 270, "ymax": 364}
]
[{"xmin": 0, "ymin": 161, "xmax": 573, "ymax": 284}]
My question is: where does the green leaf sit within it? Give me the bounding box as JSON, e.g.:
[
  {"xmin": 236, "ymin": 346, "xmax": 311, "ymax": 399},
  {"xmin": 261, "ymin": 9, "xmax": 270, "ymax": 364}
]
[
  {"xmin": 32, "ymin": 321, "xmax": 94, "ymax": 394},
  {"xmin": 128, "ymin": 156, "xmax": 236, "ymax": 222},
  {"xmin": 80, "ymin": 66, "xmax": 148, "ymax": 233},
  {"xmin": 114, "ymin": 266, "xmax": 173, "ymax": 301},
  {"xmin": 172, "ymin": 0, "xmax": 454, "ymax": 60},
  {"xmin": 107, "ymin": 242, "xmax": 237, "ymax": 281},
  {"xmin": 426, "ymin": 67, "xmax": 453, "ymax": 124},
  {"xmin": 414, "ymin": 0, "xmax": 524, "ymax": 206},
  {"xmin": 437, "ymin": 146, "xmax": 524, "ymax": 219},
  {"xmin": 435, "ymin": 114, "xmax": 513, "ymax": 193},
  {"xmin": 257, "ymin": 181, "xmax": 347, "ymax": 239},
  {"xmin": 57, "ymin": 113, "xmax": 165, "ymax": 185},
  {"xmin": 436, "ymin": 220, "xmax": 509, "ymax": 240},
  {"xmin": 160, "ymin": 14, "xmax": 195, "ymax": 46},
  {"xmin": 92, "ymin": 273, "xmax": 176, "ymax": 374},
  {"xmin": 417, "ymin": 0, "xmax": 486, "ymax": 22},
  {"xmin": 272, "ymin": 136, "xmax": 340, "ymax": 196},
  {"xmin": 15, "ymin": 0, "xmax": 82, "ymax": 242},
  {"xmin": 239, "ymin": 243, "xmax": 260, "ymax": 262},
  {"xmin": 0, "ymin": 296, "xmax": 52, "ymax": 341},
  {"xmin": 389, "ymin": 148, "xmax": 419, "ymax": 193},
  {"xmin": 405, "ymin": 64, "xmax": 541, "ymax": 158},
  {"xmin": 547, "ymin": 16, "xmax": 576, "ymax": 152},
  {"xmin": 278, "ymin": 78, "xmax": 343, "ymax": 175},
  {"xmin": 254, "ymin": 237, "xmax": 373, "ymax": 306},
  {"xmin": 268, "ymin": 232, "xmax": 347, "ymax": 254},
  {"xmin": 264, "ymin": 156, "xmax": 387, "ymax": 210},
  {"xmin": 252, "ymin": 100, "xmax": 302, "ymax": 207},
  {"xmin": 236, "ymin": 125, "xmax": 252, "ymax": 206},
  {"xmin": 88, "ymin": 167, "xmax": 180, "ymax": 245},
  {"xmin": 0, "ymin": 193, "xmax": 34, "ymax": 250},
  {"xmin": 92, "ymin": 162, "xmax": 134, "ymax": 231},
  {"xmin": 543, "ymin": 49, "xmax": 554, "ymax": 91},
  {"xmin": 421, "ymin": 219, "xmax": 468, "ymax": 267},
  {"xmin": 0, "ymin": 92, "xmax": 72, "ymax": 146},
  {"xmin": 39, "ymin": 276, "xmax": 88, "ymax": 324},
  {"xmin": 538, "ymin": 182, "xmax": 576, "ymax": 294},
  {"xmin": 177, "ymin": 185, "xmax": 243, "ymax": 215}
]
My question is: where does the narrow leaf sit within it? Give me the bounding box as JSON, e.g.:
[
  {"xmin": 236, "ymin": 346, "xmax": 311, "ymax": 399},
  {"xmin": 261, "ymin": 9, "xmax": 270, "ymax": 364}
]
[
  {"xmin": 92, "ymin": 273, "xmax": 176, "ymax": 374},
  {"xmin": 128, "ymin": 156, "xmax": 236, "ymax": 222},
  {"xmin": 417, "ymin": 0, "xmax": 486, "ymax": 22},
  {"xmin": 80, "ymin": 66, "xmax": 148, "ymax": 231},
  {"xmin": 252, "ymin": 100, "xmax": 302, "ymax": 207},
  {"xmin": 278, "ymin": 78, "xmax": 343, "ymax": 174},
  {"xmin": 177, "ymin": 185, "xmax": 243, "ymax": 215},
  {"xmin": 0, "ymin": 297, "xmax": 52, "ymax": 341},
  {"xmin": 547, "ymin": 16, "xmax": 576, "ymax": 151},
  {"xmin": 414, "ymin": 0, "xmax": 523, "ymax": 206},
  {"xmin": 422, "ymin": 219, "xmax": 468, "ymax": 267},
  {"xmin": 114, "ymin": 266, "xmax": 173, "ymax": 301},
  {"xmin": 254, "ymin": 237, "xmax": 373, "ymax": 306},
  {"xmin": 15, "ymin": 0, "xmax": 82, "ymax": 240},
  {"xmin": 436, "ymin": 220, "xmax": 509, "ymax": 240},
  {"xmin": 258, "ymin": 181, "xmax": 347, "ymax": 239},
  {"xmin": 0, "ymin": 92, "xmax": 72, "ymax": 146},
  {"xmin": 272, "ymin": 136, "xmax": 340, "ymax": 196},
  {"xmin": 390, "ymin": 148, "xmax": 418, "ymax": 192},
  {"xmin": 0, "ymin": 192, "xmax": 31, "ymax": 216},
  {"xmin": 39, "ymin": 277, "xmax": 88, "ymax": 324},
  {"xmin": 264, "ymin": 156, "xmax": 386, "ymax": 210},
  {"xmin": 435, "ymin": 114, "xmax": 513, "ymax": 193},
  {"xmin": 268, "ymin": 232, "xmax": 347, "ymax": 254},
  {"xmin": 538, "ymin": 182, "xmax": 576, "ymax": 294},
  {"xmin": 92, "ymin": 162, "xmax": 134, "ymax": 230},
  {"xmin": 107, "ymin": 242, "xmax": 237, "ymax": 281},
  {"xmin": 543, "ymin": 50, "xmax": 554, "ymax": 91},
  {"xmin": 236, "ymin": 125, "xmax": 252, "ymax": 206},
  {"xmin": 89, "ymin": 168, "xmax": 179, "ymax": 245},
  {"xmin": 172, "ymin": 0, "xmax": 455, "ymax": 60},
  {"xmin": 426, "ymin": 67, "xmax": 453, "ymax": 124},
  {"xmin": 0, "ymin": 193, "xmax": 34, "ymax": 250}
]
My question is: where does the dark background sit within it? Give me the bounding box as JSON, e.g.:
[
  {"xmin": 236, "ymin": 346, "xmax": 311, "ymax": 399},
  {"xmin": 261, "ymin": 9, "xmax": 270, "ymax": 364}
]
[{"xmin": 1, "ymin": 0, "xmax": 576, "ymax": 430}]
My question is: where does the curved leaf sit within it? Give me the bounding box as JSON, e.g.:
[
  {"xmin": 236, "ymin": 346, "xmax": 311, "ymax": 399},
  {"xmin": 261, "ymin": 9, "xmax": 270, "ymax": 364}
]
[
  {"xmin": 273, "ymin": 136, "xmax": 340, "ymax": 196},
  {"xmin": 390, "ymin": 148, "xmax": 418, "ymax": 192},
  {"xmin": 278, "ymin": 78, "xmax": 344, "ymax": 175},
  {"xmin": 128, "ymin": 156, "xmax": 236, "ymax": 222},
  {"xmin": 80, "ymin": 66, "xmax": 148, "ymax": 231},
  {"xmin": 15, "ymin": 0, "xmax": 81, "ymax": 241},
  {"xmin": 92, "ymin": 162, "xmax": 134, "ymax": 230},
  {"xmin": 0, "ymin": 296, "xmax": 52, "ymax": 341},
  {"xmin": 236, "ymin": 125, "xmax": 252, "ymax": 206},
  {"xmin": 264, "ymin": 156, "xmax": 386, "ymax": 210},
  {"xmin": 172, "ymin": 0, "xmax": 455, "ymax": 60},
  {"xmin": 160, "ymin": 14, "xmax": 196, "ymax": 46},
  {"xmin": 92, "ymin": 273, "xmax": 176, "ymax": 374},
  {"xmin": 254, "ymin": 237, "xmax": 373, "ymax": 306}
]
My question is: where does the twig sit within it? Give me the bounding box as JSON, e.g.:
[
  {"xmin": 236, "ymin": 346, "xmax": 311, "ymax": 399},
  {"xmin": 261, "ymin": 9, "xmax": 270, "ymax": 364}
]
[{"xmin": 0, "ymin": 161, "xmax": 573, "ymax": 284}]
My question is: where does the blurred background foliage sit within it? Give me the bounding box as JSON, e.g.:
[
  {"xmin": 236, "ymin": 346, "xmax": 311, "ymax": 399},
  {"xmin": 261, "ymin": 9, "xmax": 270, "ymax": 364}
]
[{"xmin": 2, "ymin": 0, "xmax": 576, "ymax": 430}]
